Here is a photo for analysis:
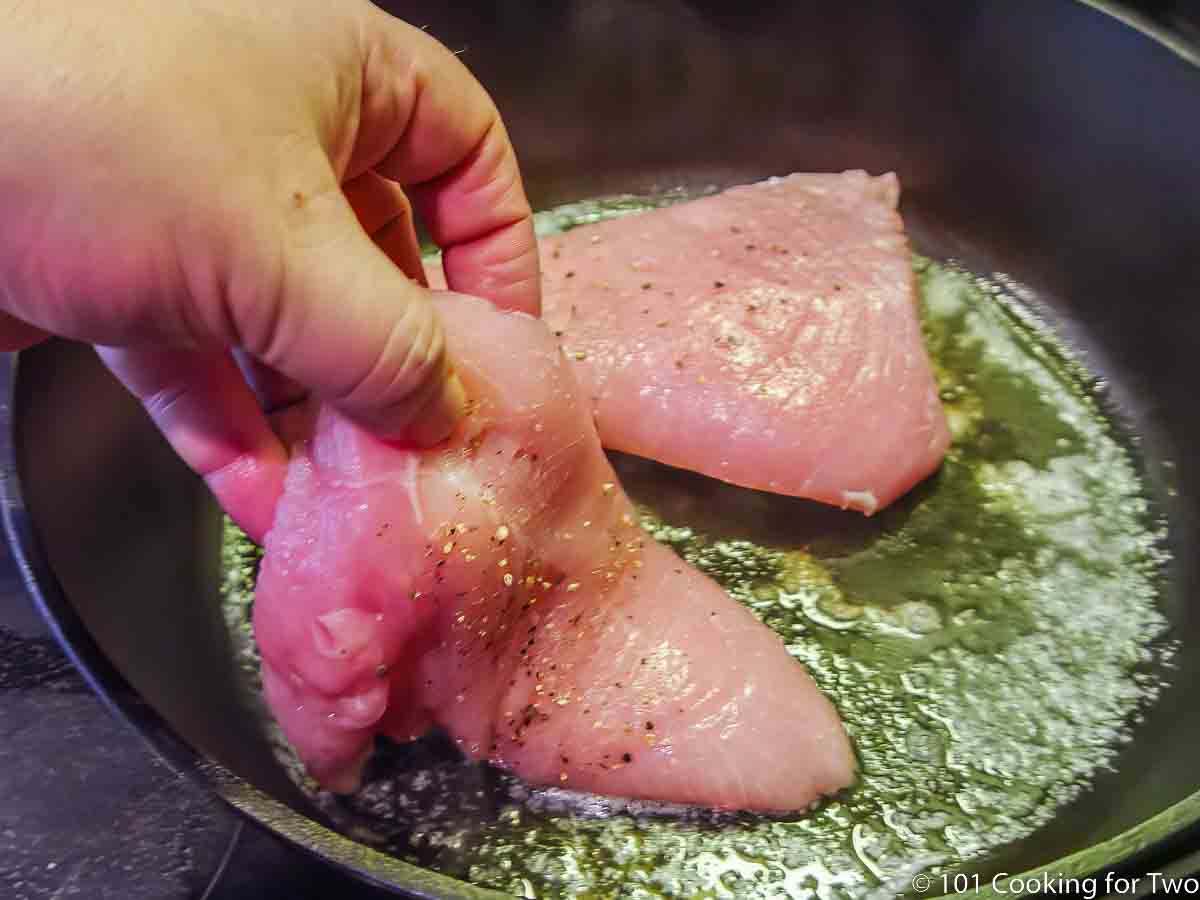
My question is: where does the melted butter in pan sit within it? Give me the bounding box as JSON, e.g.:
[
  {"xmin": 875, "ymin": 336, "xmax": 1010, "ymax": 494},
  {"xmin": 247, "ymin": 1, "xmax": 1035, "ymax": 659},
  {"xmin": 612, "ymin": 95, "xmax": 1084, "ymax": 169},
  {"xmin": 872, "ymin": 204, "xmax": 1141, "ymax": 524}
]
[{"xmin": 221, "ymin": 198, "xmax": 1171, "ymax": 899}]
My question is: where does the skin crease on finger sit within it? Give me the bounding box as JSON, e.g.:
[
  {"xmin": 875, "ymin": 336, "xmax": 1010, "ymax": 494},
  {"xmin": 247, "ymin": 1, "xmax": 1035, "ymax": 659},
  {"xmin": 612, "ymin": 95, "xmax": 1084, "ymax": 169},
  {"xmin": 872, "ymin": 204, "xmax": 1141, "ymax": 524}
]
[{"xmin": 0, "ymin": 0, "xmax": 541, "ymax": 537}]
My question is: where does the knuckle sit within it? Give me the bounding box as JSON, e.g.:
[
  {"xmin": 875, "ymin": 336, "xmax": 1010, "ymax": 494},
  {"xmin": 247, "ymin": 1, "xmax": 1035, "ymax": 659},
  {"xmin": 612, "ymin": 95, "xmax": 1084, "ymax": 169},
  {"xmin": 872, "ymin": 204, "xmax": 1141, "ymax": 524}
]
[
  {"xmin": 338, "ymin": 297, "xmax": 445, "ymax": 424},
  {"xmin": 388, "ymin": 303, "xmax": 446, "ymax": 410},
  {"xmin": 222, "ymin": 217, "xmax": 290, "ymax": 359}
]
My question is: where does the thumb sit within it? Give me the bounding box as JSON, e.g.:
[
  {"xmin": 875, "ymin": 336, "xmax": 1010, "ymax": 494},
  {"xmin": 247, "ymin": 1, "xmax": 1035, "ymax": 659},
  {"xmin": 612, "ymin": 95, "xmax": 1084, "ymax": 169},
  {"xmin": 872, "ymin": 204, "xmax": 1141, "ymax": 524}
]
[{"xmin": 243, "ymin": 173, "xmax": 465, "ymax": 446}]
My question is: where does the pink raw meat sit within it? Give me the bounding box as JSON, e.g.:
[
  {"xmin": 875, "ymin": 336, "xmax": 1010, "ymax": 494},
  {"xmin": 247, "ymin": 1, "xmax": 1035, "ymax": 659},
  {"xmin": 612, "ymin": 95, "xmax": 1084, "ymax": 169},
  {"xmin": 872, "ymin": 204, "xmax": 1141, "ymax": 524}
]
[
  {"xmin": 252, "ymin": 294, "xmax": 854, "ymax": 812},
  {"xmin": 429, "ymin": 171, "xmax": 949, "ymax": 514}
]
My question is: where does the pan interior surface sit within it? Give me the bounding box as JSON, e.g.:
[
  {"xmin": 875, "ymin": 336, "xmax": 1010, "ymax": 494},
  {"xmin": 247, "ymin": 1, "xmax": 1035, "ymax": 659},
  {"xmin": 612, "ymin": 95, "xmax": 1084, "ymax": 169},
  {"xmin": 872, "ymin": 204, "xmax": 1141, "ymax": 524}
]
[
  {"xmin": 5, "ymin": 1, "xmax": 1199, "ymax": 897},
  {"xmin": 217, "ymin": 194, "xmax": 1175, "ymax": 898}
]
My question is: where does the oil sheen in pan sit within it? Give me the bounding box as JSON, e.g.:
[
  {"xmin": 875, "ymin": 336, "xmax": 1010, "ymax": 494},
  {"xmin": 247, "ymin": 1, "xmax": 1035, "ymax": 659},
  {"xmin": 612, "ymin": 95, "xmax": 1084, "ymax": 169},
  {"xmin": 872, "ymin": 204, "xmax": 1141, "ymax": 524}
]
[{"xmin": 220, "ymin": 195, "xmax": 1174, "ymax": 899}]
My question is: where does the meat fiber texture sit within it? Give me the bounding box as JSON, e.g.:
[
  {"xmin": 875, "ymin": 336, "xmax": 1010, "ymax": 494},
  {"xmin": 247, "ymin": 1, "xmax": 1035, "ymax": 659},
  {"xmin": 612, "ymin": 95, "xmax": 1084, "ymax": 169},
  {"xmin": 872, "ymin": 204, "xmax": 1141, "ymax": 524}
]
[
  {"xmin": 428, "ymin": 171, "xmax": 950, "ymax": 515},
  {"xmin": 253, "ymin": 295, "xmax": 854, "ymax": 813}
]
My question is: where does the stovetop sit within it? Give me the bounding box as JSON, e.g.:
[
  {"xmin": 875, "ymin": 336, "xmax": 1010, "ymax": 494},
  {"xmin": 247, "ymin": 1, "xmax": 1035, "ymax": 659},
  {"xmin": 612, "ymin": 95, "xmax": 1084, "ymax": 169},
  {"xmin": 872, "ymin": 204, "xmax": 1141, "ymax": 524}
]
[{"xmin": 0, "ymin": 541, "xmax": 394, "ymax": 900}]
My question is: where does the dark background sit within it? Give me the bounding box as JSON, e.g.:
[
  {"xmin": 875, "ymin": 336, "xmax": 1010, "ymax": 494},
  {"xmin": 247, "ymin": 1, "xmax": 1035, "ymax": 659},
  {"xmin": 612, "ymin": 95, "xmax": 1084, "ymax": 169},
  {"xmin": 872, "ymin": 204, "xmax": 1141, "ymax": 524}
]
[{"xmin": 1137, "ymin": 0, "xmax": 1200, "ymax": 35}]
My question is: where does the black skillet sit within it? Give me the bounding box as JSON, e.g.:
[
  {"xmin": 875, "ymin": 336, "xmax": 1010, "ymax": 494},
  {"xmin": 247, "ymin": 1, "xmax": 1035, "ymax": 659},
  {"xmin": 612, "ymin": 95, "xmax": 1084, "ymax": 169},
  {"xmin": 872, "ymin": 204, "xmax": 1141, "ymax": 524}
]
[{"xmin": 3, "ymin": 1, "xmax": 1199, "ymax": 896}]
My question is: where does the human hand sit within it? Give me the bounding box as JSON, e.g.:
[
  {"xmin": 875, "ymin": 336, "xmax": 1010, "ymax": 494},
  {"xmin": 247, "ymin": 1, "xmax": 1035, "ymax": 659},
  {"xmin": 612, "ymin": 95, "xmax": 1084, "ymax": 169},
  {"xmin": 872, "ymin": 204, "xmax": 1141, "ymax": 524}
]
[{"xmin": 0, "ymin": 0, "xmax": 540, "ymax": 539}]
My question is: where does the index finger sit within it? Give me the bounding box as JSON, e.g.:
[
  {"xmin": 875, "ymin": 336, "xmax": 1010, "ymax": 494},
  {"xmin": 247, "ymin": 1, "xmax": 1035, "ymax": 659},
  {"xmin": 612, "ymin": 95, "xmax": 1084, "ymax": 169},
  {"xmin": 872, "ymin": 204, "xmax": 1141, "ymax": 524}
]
[{"xmin": 352, "ymin": 12, "xmax": 541, "ymax": 315}]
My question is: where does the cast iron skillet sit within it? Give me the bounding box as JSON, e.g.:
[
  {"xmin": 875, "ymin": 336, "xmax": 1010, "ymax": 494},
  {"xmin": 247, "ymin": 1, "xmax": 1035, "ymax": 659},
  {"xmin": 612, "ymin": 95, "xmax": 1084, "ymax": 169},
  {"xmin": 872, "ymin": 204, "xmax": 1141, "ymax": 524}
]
[{"xmin": 3, "ymin": 1, "xmax": 1199, "ymax": 896}]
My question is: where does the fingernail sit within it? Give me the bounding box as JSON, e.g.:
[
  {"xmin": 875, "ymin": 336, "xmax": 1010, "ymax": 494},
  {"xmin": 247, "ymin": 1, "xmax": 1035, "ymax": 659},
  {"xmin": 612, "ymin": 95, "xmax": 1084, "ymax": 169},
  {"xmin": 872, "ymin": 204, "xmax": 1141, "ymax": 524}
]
[{"xmin": 407, "ymin": 371, "xmax": 466, "ymax": 448}]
